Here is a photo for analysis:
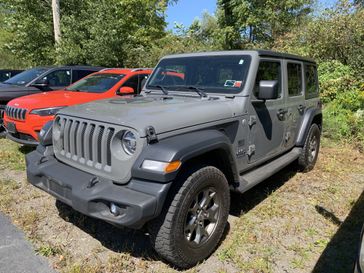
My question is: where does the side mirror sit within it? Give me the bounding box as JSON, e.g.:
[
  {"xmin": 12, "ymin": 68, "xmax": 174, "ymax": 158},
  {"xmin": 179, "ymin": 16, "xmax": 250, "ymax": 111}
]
[
  {"xmin": 31, "ymin": 78, "xmax": 49, "ymax": 89},
  {"xmin": 117, "ymin": 86, "xmax": 134, "ymax": 95},
  {"xmin": 257, "ymin": 80, "xmax": 279, "ymax": 100}
]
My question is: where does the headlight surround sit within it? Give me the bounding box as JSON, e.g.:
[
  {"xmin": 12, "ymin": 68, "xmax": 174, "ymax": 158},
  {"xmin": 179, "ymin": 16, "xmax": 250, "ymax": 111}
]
[
  {"xmin": 121, "ymin": 130, "xmax": 137, "ymax": 155},
  {"xmin": 30, "ymin": 106, "xmax": 65, "ymax": 116}
]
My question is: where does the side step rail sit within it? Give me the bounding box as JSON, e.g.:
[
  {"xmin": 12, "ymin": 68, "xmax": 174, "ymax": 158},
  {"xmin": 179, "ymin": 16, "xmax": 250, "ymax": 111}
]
[{"xmin": 237, "ymin": 148, "xmax": 302, "ymax": 193}]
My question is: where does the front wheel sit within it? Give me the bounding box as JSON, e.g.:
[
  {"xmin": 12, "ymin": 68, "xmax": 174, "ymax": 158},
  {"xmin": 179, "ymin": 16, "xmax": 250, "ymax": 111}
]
[
  {"xmin": 298, "ymin": 123, "xmax": 321, "ymax": 172},
  {"xmin": 149, "ymin": 166, "xmax": 230, "ymax": 269}
]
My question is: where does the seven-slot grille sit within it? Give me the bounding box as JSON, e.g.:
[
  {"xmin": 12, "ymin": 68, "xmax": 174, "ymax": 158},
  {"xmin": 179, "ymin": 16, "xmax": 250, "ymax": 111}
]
[
  {"xmin": 55, "ymin": 116, "xmax": 115, "ymax": 172},
  {"xmin": 5, "ymin": 106, "xmax": 27, "ymax": 120}
]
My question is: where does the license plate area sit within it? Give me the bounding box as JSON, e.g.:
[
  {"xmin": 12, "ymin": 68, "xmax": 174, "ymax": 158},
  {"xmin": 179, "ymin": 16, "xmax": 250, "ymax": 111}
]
[
  {"xmin": 6, "ymin": 122, "xmax": 17, "ymax": 134},
  {"xmin": 47, "ymin": 178, "xmax": 72, "ymax": 200}
]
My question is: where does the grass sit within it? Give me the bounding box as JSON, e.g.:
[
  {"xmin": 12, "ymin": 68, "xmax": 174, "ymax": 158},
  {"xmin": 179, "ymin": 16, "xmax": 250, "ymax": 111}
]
[{"xmin": 0, "ymin": 137, "xmax": 363, "ymax": 272}]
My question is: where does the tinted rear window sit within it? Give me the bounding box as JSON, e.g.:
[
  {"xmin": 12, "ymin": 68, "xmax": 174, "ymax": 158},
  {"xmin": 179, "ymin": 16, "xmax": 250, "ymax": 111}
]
[{"xmin": 305, "ymin": 64, "xmax": 319, "ymax": 98}]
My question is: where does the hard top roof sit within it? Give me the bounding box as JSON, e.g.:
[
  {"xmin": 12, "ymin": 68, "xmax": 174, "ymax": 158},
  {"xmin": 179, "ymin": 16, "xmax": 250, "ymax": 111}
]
[
  {"xmin": 98, "ymin": 68, "xmax": 153, "ymax": 74},
  {"xmin": 162, "ymin": 50, "xmax": 316, "ymax": 64},
  {"xmin": 28, "ymin": 65, "xmax": 105, "ymax": 71}
]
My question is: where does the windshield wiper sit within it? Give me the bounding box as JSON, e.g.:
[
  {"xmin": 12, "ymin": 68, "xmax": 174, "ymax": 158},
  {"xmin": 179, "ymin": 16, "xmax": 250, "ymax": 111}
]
[
  {"xmin": 148, "ymin": 85, "xmax": 168, "ymax": 95},
  {"xmin": 186, "ymin": 86, "xmax": 208, "ymax": 98}
]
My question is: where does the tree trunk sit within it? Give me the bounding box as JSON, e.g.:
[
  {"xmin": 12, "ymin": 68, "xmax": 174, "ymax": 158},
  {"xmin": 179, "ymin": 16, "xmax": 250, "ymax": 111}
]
[{"xmin": 52, "ymin": 0, "xmax": 61, "ymax": 44}]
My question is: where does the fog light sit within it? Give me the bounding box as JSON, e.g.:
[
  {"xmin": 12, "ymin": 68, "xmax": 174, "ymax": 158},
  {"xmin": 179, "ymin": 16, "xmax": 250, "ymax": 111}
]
[{"xmin": 110, "ymin": 203, "xmax": 121, "ymax": 216}]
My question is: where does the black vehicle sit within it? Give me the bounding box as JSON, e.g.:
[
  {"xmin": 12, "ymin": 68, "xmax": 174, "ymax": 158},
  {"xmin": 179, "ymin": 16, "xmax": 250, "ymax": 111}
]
[
  {"xmin": 0, "ymin": 70, "xmax": 24, "ymax": 82},
  {"xmin": 0, "ymin": 66, "xmax": 104, "ymax": 136}
]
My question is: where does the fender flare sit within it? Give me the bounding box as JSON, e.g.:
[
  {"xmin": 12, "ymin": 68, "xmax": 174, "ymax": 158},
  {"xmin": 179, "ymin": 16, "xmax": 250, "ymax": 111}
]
[
  {"xmin": 131, "ymin": 129, "xmax": 238, "ymax": 183},
  {"xmin": 295, "ymin": 107, "xmax": 322, "ymax": 147}
]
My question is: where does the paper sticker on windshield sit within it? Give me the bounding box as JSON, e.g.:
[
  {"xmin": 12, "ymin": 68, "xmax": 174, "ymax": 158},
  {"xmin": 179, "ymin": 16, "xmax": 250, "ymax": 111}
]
[
  {"xmin": 224, "ymin": 80, "xmax": 236, "ymax": 87},
  {"xmin": 239, "ymin": 59, "xmax": 244, "ymax": 65},
  {"xmin": 224, "ymin": 80, "xmax": 242, "ymax": 88},
  {"xmin": 234, "ymin": 81, "xmax": 242, "ymax": 87}
]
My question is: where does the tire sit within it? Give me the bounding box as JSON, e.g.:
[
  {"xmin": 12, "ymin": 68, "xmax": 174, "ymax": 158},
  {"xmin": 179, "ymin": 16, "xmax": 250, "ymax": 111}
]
[
  {"xmin": 298, "ymin": 123, "xmax": 321, "ymax": 172},
  {"xmin": 149, "ymin": 166, "xmax": 230, "ymax": 269}
]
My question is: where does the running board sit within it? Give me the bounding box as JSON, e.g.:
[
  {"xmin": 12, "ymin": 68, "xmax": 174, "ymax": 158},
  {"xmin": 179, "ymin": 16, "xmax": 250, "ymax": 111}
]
[{"xmin": 236, "ymin": 148, "xmax": 302, "ymax": 193}]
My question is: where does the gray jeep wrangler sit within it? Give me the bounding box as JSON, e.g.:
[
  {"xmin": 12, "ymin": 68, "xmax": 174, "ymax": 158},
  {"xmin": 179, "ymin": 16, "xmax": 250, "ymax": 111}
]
[{"xmin": 26, "ymin": 50, "xmax": 322, "ymax": 268}]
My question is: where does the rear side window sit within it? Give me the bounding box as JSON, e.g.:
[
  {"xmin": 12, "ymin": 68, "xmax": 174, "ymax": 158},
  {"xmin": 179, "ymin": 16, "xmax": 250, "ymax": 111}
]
[
  {"xmin": 72, "ymin": 70, "xmax": 97, "ymax": 83},
  {"xmin": 287, "ymin": 62, "xmax": 303, "ymax": 97},
  {"xmin": 38, "ymin": 69, "xmax": 71, "ymax": 87},
  {"xmin": 305, "ymin": 64, "xmax": 318, "ymax": 98},
  {"xmin": 254, "ymin": 61, "xmax": 282, "ymax": 98}
]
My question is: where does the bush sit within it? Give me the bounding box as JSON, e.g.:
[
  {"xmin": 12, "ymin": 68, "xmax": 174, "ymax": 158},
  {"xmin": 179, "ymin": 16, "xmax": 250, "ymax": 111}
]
[{"xmin": 319, "ymin": 60, "xmax": 364, "ymax": 148}]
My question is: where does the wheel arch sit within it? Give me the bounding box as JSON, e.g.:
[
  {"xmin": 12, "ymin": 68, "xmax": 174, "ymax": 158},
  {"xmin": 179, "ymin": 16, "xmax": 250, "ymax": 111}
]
[
  {"xmin": 296, "ymin": 107, "xmax": 322, "ymax": 147},
  {"xmin": 131, "ymin": 129, "xmax": 239, "ymax": 185}
]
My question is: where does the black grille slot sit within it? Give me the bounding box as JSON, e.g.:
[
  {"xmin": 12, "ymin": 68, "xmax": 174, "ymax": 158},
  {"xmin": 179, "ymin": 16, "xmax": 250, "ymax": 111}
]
[
  {"xmin": 5, "ymin": 106, "xmax": 27, "ymax": 121},
  {"xmin": 56, "ymin": 116, "xmax": 115, "ymax": 171}
]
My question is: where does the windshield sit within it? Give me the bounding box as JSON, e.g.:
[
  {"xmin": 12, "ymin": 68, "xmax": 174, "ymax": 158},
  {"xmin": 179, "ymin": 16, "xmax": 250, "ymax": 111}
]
[
  {"xmin": 4, "ymin": 68, "xmax": 48, "ymax": 86},
  {"xmin": 66, "ymin": 73, "xmax": 125, "ymax": 93},
  {"xmin": 147, "ymin": 55, "xmax": 251, "ymax": 94}
]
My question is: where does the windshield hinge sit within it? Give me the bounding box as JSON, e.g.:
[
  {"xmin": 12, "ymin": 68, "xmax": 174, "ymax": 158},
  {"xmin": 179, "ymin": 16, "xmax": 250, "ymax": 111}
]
[{"xmin": 146, "ymin": 126, "xmax": 158, "ymax": 144}]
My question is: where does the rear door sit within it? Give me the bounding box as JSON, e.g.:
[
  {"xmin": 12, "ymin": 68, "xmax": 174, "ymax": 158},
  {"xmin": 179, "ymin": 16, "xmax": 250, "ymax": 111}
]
[
  {"xmin": 247, "ymin": 58, "xmax": 287, "ymax": 163},
  {"xmin": 283, "ymin": 60, "xmax": 305, "ymax": 149}
]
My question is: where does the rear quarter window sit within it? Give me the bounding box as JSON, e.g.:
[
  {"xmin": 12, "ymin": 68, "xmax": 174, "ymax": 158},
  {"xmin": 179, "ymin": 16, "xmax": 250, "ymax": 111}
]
[{"xmin": 304, "ymin": 64, "xmax": 319, "ymax": 99}]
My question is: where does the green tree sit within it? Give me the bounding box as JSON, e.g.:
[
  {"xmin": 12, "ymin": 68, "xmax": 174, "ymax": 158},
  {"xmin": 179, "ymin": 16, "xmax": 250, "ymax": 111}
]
[
  {"xmin": 216, "ymin": 0, "xmax": 313, "ymax": 49},
  {"xmin": 274, "ymin": 0, "xmax": 364, "ymax": 75},
  {"xmin": 0, "ymin": 0, "xmax": 173, "ymax": 67}
]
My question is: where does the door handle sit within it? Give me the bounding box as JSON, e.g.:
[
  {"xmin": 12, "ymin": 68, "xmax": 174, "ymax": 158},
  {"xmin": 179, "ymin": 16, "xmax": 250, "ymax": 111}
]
[
  {"xmin": 298, "ymin": 104, "xmax": 306, "ymax": 112},
  {"xmin": 277, "ymin": 109, "xmax": 288, "ymax": 120}
]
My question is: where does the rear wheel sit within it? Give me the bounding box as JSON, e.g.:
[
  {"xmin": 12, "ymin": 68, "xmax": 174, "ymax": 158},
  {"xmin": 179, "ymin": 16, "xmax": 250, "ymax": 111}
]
[
  {"xmin": 149, "ymin": 166, "xmax": 230, "ymax": 269},
  {"xmin": 298, "ymin": 123, "xmax": 321, "ymax": 172}
]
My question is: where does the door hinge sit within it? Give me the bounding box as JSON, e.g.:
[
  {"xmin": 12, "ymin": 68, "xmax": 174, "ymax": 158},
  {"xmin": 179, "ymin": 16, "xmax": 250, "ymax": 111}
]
[{"xmin": 247, "ymin": 145, "xmax": 256, "ymax": 157}]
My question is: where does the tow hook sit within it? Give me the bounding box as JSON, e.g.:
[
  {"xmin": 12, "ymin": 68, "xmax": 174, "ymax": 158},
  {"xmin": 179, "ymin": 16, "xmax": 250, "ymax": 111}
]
[{"xmin": 87, "ymin": 176, "xmax": 100, "ymax": 189}]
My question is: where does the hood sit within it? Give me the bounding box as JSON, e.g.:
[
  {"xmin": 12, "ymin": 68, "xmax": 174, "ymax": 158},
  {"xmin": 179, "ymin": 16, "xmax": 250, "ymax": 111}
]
[
  {"xmin": 58, "ymin": 95, "xmax": 238, "ymax": 137},
  {"xmin": 7, "ymin": 90, "xmax": 105, "ymax": 109},
  {"xmin": 0, "ymin": 84, "xmax": 36, "ymax": 101}
]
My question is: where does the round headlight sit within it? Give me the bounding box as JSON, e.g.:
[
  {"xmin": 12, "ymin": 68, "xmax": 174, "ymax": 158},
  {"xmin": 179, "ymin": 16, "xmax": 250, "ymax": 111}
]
[{"xmin": 121, "ymin": 131, "xmax": 137, "ymax": 155}]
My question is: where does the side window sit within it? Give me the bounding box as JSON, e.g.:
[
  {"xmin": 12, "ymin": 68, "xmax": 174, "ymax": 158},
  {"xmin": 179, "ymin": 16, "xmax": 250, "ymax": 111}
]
[
  {"xmin": 72, "ymin": 70, "xmax": 96, "ymax": 83},
  {"xmin": 39, "ymin": 70, "xmax": 71, "ymax": 87},
  {"xmin": 254, "ymin": 61, "xmax": 282, "ymax": 98},
  {"xmin": 122, "ymin": 75, "xmax": 139, "ymax": 94},
  {"xmin": 304, "ymin": 64, "xmax": 318, "ymax": 98},
  {"xmin": 287, "ymin": 63, "xmax": 303, "ymax": 97},
  {"xmin": 138, "ymin": 74, "xmax": 150, "ymax": 92},
  {"xmin": 123, "ymin": 74, "xmax": 151, "ymax": 94}
]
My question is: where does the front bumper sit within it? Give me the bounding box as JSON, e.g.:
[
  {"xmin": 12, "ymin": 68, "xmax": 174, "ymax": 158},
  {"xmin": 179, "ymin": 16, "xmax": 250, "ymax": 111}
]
[
  {"xmin": 4, "ymin": 113, "xmax": 53, "ymax": 145},
  {"xmin": 26, "ymin": 148, "xmax": 171, "ymax": 229}
]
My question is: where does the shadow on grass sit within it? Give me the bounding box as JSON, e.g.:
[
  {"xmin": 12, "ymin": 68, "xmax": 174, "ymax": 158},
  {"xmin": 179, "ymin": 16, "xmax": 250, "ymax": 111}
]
[
  {"xmin": 54, "ymin": 163, "xmax": 299, "ymax": 265},
  {"xmin": 312, "ymin": 190, "xmax": 364, "ymax": 273},
  {"xmin": 229, "ymin": 163, "xmax": 298, "ymax": 217},
  {"xmin": 18, "ymin": 145, "xmax": 35, "ymax": 155},
  {"xmin": 56, "ymin": 199, "xmax": 231, "ymax": 264},
  {"xmin": 55, "ymin": 200, "xmax": 156, "ymax": 260}
]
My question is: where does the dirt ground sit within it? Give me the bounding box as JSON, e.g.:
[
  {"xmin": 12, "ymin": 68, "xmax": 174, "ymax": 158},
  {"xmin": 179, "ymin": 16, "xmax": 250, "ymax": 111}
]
[{"xmin": 0, "ymin": 137, "xmax": 363, "ymax": 273}]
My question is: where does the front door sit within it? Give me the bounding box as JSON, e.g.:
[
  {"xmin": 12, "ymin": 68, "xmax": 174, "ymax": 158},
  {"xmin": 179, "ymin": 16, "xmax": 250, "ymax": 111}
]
[{"xmin": 247, "ymin": 59, "xmax": 287, "ymax": 163}]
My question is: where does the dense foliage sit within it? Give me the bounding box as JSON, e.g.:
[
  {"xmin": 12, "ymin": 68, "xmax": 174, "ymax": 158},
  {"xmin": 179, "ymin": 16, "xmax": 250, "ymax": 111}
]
[{"xmin": 0, "ymin": 0, "xmax": 363, "ymax": 146}]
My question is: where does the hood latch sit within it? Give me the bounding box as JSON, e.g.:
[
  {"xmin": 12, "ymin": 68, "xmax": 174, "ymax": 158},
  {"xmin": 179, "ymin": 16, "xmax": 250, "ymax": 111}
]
[{"xmin": 146, "ymin": 126, "xmax": 158, "ymax": 144}]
